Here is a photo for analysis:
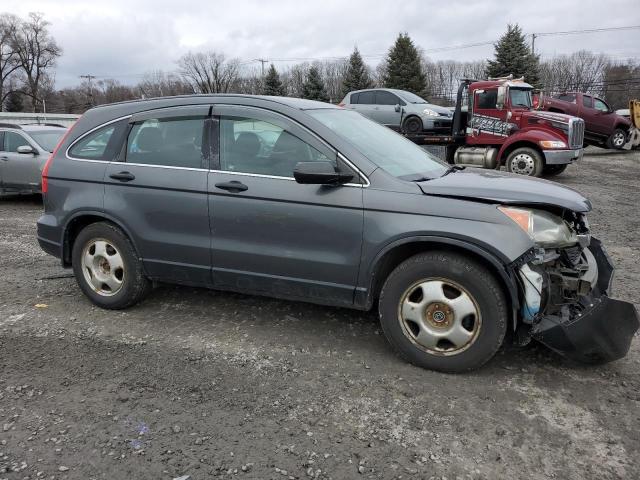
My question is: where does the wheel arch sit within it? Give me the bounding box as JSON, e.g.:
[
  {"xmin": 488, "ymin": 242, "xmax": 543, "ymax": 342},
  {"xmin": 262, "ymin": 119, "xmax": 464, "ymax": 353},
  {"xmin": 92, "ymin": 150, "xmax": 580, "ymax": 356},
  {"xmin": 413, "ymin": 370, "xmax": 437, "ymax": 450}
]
[
  {"xmin": 498, "ymin": 140, "xmax": 544, "ymax": 165},
  {"xmin": 62, "ymin": 211, "xmax": 140, "ymax": 267},
  {"xmin": 361, "ymin": 236, "xmax": 520, "ymax": 330}
]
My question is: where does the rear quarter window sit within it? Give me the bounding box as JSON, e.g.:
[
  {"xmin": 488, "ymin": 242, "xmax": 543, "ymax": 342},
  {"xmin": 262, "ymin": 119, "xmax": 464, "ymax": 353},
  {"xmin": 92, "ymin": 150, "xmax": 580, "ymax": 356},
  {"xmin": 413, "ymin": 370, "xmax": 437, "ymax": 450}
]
[{"xmin": 68, "ymin": 119, "xmax": 128, "ymax": 161}]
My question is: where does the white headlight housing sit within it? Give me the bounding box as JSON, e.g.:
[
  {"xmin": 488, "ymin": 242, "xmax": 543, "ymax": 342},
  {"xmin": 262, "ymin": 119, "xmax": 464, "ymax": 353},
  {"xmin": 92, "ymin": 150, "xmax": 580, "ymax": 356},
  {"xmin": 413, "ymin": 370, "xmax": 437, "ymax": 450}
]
[
  {"xmin": 539, "ymin": 140, "xmax": 567, "ymax": 149},
  {"xmin": 422, "ymin": 108, "xmax": 439, "ymax": 116},
  {"xmin": 498, "ymin": 206, "xmax": 578, "ymax": 248}
]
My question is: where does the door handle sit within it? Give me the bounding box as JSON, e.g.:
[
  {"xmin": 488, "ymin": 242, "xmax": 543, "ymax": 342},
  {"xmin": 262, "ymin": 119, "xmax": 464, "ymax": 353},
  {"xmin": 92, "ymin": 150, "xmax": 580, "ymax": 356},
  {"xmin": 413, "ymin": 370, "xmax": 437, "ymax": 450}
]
[
  {"xmin": 0, "ymin": 155, "xmax": 8, "ymax": 161},
  {"xmin": 215, "ymin": 180, "xmax": 248, "ymax": 192},
  {"xmin": 109, "ymin": 171, "xmax": 136, "ymax": 182}
]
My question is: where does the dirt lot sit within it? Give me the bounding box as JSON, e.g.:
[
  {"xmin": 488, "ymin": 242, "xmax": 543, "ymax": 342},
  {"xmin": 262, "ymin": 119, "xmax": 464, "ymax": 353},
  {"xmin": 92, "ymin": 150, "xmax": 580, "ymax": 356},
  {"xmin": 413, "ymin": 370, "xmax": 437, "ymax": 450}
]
[{"xmin": 1, "ymin": 148, "xmax": 639, "ymax": 480}]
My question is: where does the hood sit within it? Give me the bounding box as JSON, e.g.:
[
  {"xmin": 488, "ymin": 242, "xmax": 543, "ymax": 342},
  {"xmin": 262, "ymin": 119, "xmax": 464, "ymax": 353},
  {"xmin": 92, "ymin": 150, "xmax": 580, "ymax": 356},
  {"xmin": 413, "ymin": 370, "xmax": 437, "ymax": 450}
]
[
  {"xmin": 524, "ymin": 110, "xmax": 575, "ymax": 124},
  {"xmin": 418, "ymin": 169, "xmax": 591, "ymax": 212}
]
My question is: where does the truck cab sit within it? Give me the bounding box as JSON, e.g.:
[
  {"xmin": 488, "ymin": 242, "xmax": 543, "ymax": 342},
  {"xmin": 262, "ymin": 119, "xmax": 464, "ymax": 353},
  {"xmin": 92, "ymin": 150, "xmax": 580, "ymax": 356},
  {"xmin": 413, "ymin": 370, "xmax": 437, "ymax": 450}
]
[{"xmin": 449, "ymin": 77, "xmax": 585, "ymax": 177}]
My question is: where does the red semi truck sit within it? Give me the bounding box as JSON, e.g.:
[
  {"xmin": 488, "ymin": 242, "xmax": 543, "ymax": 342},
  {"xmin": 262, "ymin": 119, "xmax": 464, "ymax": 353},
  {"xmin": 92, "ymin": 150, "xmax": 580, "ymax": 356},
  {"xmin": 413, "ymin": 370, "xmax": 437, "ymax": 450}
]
[
  {"xmin": 540, "ymin": 92, "xmax": 632, "ymax": 149},
  {"xmin": 405, "ymin": 77, "xmax": 585, "ymax": 177}
]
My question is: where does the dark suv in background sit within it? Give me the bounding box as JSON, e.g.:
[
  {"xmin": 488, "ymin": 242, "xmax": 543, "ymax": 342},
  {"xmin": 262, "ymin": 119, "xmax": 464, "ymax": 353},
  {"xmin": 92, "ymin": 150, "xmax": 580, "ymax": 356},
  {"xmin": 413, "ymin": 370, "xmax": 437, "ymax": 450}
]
[{"xmin": 36, "ymin": 94, "xmax": 638, "ymax": 372}]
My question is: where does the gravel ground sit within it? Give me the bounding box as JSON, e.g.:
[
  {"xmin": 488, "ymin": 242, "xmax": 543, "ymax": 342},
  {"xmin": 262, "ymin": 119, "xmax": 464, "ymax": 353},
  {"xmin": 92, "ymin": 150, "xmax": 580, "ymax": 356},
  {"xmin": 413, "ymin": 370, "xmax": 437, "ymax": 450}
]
[{"xmin": 1, "ymin": 148, "xmax": 639, "ymax": 480}]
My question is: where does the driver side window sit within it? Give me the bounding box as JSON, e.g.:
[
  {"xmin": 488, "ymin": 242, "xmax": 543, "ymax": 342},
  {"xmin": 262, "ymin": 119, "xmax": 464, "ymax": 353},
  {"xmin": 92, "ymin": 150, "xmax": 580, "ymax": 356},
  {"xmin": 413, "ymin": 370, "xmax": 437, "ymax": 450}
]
[
  {"xmin": 219, "ymin": 116, "xmax": 335, "ymax": 178},
  {"xmin": 594, "ymin": 98, "xmax": 609, "ymax": 112}
]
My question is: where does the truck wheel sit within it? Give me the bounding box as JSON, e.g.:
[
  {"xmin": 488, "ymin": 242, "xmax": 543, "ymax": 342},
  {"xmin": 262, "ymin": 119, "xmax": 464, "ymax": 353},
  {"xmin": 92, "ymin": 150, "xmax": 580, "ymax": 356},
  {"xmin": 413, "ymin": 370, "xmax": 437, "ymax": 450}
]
[
  {"xmin": 72, "ymin": 222, "xmax": 151, "ymax": 309},
  {"xmin": 403, "ymin": 116, "xmax": 422, "ymax": 134},
  {"xmin": 506, "ymin": 147, "xmax": 544, "ymax": 177},
  {"xmin": 378, "ymin": 251, "xmax": 508, "ymax": 373},
  {"xmin": 542, "ymin": 164, "xmax": 568, "ymax": 176},
  {"xmin": 606, "ymin": 129, "xmax": 627, "ymax": 150}
]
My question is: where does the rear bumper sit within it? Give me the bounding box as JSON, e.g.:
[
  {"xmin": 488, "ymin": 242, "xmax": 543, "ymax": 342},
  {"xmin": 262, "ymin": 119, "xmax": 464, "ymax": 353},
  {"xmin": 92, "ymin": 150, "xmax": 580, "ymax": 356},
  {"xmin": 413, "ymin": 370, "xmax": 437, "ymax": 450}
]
[
  {"xmin": 532, "ymin": 239, "xmax": 639, "ymax": 363},
  {"xmin": 36, "ymin": 213, "xmax": 63, "ymax": 259},
  {"xmin": 543, "ymin": 148, "xmax": 583, "ymax": 165}
]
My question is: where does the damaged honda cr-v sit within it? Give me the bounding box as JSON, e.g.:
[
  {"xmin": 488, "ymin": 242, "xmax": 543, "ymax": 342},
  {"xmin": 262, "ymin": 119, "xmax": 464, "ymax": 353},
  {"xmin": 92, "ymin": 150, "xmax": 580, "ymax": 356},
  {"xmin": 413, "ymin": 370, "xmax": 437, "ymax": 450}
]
[{"xmin": 36, "ymin": 94, "xmax": 639, "ymax": 372}]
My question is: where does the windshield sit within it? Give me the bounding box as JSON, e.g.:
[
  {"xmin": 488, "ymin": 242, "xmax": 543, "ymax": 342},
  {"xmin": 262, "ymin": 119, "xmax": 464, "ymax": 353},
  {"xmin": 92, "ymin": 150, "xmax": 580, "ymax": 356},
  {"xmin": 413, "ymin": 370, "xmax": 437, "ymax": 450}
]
[
  {"xmin": 29, "ymin": 130, "xmax": 66, "ymax": 152},
  {"xmin": 509, "ymin": 88, "xmax": 532, "ymax": 108},
  {"xmin": 396, "ymin": 91, "xmax": 429, "ymax": 104},
  {"xmin": 308, "ymin": 109, "xmax": 447, "ymax": 181}
]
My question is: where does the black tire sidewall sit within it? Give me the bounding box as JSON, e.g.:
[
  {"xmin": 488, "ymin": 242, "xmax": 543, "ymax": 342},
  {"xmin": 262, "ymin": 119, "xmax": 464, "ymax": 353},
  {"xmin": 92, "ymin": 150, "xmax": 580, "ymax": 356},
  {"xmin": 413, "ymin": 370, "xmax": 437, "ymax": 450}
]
[
  {"xmin": 71, "ymin": 222, "xmax": 147, "ymax": 309},
  {"xmin": 607, "ymin": 129, "xmax": 626, "ymax": 150},
  {"xmin": 379, "ymin": 252, "xmax": 508, "ymax": 372},
  {"xmin": 506, "ymin": 147, "xmax": 544, "ymax": 177},
  {"xmin": 403, "ymin": 117, "xmax": 422, "ymax": 134}
]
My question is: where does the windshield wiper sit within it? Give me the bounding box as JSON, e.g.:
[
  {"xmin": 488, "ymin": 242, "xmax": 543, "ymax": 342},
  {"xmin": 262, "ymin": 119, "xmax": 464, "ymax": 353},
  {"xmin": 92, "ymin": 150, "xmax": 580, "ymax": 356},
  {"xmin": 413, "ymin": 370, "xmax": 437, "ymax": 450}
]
[{"xmin": 442, "ymin": 165, "xmax": 466, "ymax": 177}]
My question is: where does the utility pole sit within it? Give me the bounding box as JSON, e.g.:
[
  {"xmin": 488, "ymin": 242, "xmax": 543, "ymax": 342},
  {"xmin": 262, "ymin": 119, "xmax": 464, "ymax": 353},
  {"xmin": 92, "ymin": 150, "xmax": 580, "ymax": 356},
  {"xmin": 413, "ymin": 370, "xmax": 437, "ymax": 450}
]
[
  {"xmin": 531, "ymin": 33, "xmax": 537, "ymax": 54},
  {"xmin": 254, "ymin": 59, "xmax": 268, "ymax": 78},
  {"xmin": 79, "ymin": 74, "xmax": 96, "ymax": 106}
]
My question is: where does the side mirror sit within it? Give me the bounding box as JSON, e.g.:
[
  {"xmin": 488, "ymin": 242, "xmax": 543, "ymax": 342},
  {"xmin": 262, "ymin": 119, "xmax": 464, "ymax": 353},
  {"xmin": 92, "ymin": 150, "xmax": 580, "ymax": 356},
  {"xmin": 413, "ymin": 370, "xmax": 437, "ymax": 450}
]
[
  {"xmin": 496, "ymin": 86, "xmax": 507, "ymax": 110},
  {"xmin": 294, "ymin": 162, "xmax": 353, "ymax": 185},
  {"xmin": 394, "ymin": 104, "xmax": 401, "ymax": 113},
  {"xmin": 17, "ymin": 145, "xmax": 37, "ymax": 155}
]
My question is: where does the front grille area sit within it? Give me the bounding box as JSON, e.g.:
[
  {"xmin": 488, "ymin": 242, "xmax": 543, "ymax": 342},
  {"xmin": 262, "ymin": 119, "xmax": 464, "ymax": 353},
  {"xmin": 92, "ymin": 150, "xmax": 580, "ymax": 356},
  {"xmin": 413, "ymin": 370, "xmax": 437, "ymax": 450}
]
[{"xmin": 568, "ymin": 118, "xmax": 585, "ymax": 149}]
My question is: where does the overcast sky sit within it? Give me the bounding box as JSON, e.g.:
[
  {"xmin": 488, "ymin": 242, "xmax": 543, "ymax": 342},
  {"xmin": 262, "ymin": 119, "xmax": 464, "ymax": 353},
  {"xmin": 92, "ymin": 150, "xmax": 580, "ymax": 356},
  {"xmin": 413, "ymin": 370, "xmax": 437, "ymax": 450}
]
[{"xmin": 8, "ymin": 0, "xmax": 640, "ymax": 88}]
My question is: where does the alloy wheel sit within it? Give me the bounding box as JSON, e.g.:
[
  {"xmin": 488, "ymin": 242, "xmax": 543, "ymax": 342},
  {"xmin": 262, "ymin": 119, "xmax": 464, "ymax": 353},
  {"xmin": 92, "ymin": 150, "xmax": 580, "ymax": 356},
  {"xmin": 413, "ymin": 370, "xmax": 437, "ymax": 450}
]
[{"xmin": 81, "ymin": 239, "xmax": 125, "ymax": 296}]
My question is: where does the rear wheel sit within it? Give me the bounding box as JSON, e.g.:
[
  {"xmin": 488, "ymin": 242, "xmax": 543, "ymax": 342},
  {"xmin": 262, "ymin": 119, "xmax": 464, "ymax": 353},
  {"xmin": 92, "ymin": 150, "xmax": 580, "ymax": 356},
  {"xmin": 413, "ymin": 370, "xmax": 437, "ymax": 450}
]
[
  {"xmin": 72, "ymin": 222, "xmax": 151, "ymax": 309},
  {"xmin": 379, "ymin": 252, "xmax": 508, "ymax": 373},
  {"xmin": 606, "ymin": 128, "xmax": 627, "ymax": 150},
  {"xmin": 542, "ymin": 164, "xmax": 568, "ymax": 176},
  {"xmin": 402, "ymin": 116, "xmax": 422, "ymax": 134},
  {"xmin": 505, "ymin": 147, "xmax": 544, "ymax": 177}
]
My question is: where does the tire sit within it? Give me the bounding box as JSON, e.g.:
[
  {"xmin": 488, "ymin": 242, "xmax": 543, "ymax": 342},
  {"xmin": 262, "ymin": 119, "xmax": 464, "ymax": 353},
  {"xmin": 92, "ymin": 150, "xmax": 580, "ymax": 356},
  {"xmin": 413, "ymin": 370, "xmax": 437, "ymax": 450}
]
[
  {"xmin": 72, "ymin": 222, "xmax": 151, "ymax": 309},
  {"xmin": 403, "ymin": 116, "xmax": 422, "ymax": 134},
  {"xmin": 379, "ymin": 251, "xmax": 508, "ymax": 373},
  {"xmin": 606, "ymin": 128, "xmax": 627, "ymax": 150},
  {"xmin": 505, "ymin": 147, "xmax": 544, "ymax": 177},
  {"xmin": 542, "ymin": 164, "xmax": 568, "ymax": 177}
]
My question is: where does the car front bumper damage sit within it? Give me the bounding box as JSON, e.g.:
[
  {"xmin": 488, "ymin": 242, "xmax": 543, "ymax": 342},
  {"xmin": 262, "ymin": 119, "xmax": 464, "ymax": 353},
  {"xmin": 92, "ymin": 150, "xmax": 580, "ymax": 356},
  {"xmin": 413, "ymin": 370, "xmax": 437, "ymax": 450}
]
[{"xmin": 521, "ymin": 237, "xmax": 639, "ymax": 363}]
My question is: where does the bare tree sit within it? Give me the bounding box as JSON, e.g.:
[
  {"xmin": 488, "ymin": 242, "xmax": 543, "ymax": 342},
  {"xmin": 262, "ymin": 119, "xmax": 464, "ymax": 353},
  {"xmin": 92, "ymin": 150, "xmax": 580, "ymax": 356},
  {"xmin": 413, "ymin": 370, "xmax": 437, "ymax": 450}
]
[
  {"xmin": 178, "ymin": 52, "xmax": 240, "ymax": 93},
  {"xmin": 138, "ymin": 70, "xmax": 193, "ymax": 98},
  {"xmin": 0, "ymin": 13, "xmax": 21, "ymax": 111},
  {"xmin": 540, "ymin": 51, "xmax": 610, "ymax": 95},
  {"xmin": 11, "ymin": 12, "xmax": 61, "ymax": 112}
]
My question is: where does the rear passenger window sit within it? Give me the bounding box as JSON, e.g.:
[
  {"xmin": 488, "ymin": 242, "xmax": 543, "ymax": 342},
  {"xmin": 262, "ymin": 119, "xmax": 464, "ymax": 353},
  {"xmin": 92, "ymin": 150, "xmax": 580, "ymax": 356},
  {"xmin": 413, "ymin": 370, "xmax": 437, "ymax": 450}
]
[
  {"xmin": 69, "ymin": 120, "xmax": 127, "ymax": 161},
  {"xmin": 126, "ymin": 117, "xmax": 205, "ymax": 169},
  {"xmin": 358, "ymin": 91, "xmax": 375, "ymax": 104}
]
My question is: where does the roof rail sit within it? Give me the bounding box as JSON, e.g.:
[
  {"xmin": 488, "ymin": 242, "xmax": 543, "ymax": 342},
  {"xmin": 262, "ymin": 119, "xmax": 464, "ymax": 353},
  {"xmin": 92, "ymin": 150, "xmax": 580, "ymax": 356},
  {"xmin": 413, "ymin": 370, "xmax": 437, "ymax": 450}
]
[
  {"xmin": 23, "ymin": 122, "xmax": 66, "ymax": 128},
  {"xmin": 0, "ymin": 122, "xmax": 22, "ymax": 129}
]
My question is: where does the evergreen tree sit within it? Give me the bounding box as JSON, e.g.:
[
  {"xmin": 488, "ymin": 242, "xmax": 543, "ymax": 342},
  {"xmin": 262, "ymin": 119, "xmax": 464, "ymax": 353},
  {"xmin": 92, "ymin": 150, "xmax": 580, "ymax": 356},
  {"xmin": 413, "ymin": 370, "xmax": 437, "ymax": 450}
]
[
  {"xmin": 302, "ymin": 66, "xmax": 329, "ymax": 102},
  {"xmin": 383, "ymin": 33, "xmax": 427, "ymax": 96},
  {"xmin": 4, "ymin": 90, "xmax": 24, "ymax": 112},
  {"xmin": 486, "ymin": 24, "xmax": 540, "ymax": 86},
  {"xmin": 263, "ymin": 63, "xmax": 285, "ymax": 96},
  {"xmin": 341, "ymin": 47, "xmax": 373, "ymax": 97}
]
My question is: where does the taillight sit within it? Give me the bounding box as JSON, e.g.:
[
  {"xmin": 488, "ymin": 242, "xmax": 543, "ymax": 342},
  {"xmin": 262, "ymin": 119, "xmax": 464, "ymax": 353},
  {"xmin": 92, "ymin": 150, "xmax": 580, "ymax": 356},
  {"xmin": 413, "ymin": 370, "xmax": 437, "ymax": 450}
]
[{"xmin": 42, "ymin": 120, "xmax": 77, "ymax": 194}]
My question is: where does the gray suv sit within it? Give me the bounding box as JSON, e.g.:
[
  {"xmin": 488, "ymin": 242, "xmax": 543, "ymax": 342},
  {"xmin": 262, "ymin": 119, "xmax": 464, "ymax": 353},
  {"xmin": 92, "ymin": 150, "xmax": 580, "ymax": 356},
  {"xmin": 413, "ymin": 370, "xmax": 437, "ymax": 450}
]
[
  {"xmin": 339, "ymin": 88, "xmax": 453, "ymax": 134},
  {"xmin": 36, "ymin": 95, "xmax": 638, "ymax": 372},
  {"xmin": 0, "ymin": 123, "xmax": 67, "ymax": 194}
]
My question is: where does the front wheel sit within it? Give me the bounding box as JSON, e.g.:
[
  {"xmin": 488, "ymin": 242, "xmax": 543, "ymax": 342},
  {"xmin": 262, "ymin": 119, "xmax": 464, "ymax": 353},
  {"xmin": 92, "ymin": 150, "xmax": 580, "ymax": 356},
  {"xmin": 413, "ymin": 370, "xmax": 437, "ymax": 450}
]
[
  {"xmin": 72, "ymin": 222, "xmax": 151, "ymax": 309},
  {"xmin": 505, "ymin": 147, "xmax": 544, "ymax": 177},
  {"xmin": 606, "ymin": 129, "xmax": 627, "ymax": 150},
  {"xmin": 379, "ymin": 252, "xmax": 508, "ymax": 373},
  {"xmin": 402, "ymin": 116, "xmax": 422, "ymax": 134}
]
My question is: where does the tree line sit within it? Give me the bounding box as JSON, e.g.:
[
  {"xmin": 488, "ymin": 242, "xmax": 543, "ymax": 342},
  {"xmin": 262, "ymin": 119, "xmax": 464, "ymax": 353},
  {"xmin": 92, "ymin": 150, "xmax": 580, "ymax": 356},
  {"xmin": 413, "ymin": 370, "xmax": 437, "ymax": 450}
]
[{"xmin": 1, "ymin": 13, "xmax": 638, "ymax": 114}]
